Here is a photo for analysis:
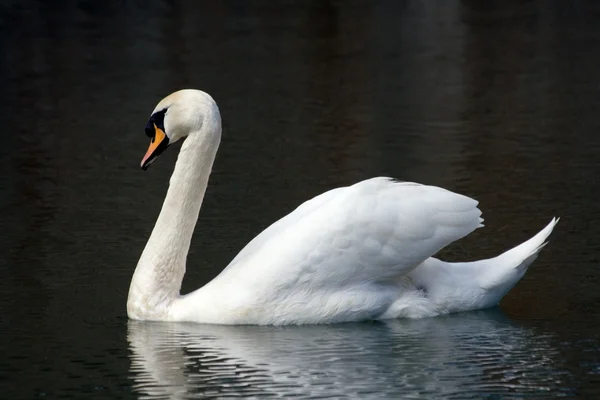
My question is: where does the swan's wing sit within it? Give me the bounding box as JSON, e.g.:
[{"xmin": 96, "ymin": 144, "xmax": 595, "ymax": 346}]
[
  {"xmin": 219, "ymin": 177, "xmax": 482, "ymax": 291},
  {"xmin": 226, "ymin": 186, "xmax": 346, "ymax": 267}
]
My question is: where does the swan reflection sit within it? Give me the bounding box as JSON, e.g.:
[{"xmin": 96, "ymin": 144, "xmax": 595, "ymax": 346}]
[{"xmin": 128, "ymin": 310, "xmax": 568, "ymax": 399}]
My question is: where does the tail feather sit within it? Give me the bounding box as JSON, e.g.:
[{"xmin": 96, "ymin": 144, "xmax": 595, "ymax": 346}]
[
  {"xmin": 481, "ymin": 217, "xmax": 559, "ymax": 289},
  {"xmin": 406, "ymin": 218, "xmax": 559, "ymax": 315}
]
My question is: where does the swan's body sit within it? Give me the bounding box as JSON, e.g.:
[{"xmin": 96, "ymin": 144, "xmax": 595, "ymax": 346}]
[{"xmin": 127, "ymin": 89, "xmax": 558, "ymax": 325}]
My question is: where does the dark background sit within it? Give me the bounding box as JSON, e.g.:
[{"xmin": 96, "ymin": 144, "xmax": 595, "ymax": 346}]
[{"xmin": 1, "ymin": 1, "xmax": 599, "ymax": 398}]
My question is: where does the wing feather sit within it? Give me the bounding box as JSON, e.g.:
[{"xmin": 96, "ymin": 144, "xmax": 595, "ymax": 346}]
[{"xmin": 218, "ymin": 177, "xmax": 482, "ymax": 294}]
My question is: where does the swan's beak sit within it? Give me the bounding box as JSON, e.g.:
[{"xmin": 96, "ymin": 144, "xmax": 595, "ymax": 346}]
[{"xmin": 141, "ymin": 124, "xmax": 170, "ymax": 170}]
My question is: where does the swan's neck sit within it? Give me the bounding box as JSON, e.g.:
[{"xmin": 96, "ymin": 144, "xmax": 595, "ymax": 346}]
[{"xmin": 127, "ymin": 110, "xmax": 221, "ymax": 320}]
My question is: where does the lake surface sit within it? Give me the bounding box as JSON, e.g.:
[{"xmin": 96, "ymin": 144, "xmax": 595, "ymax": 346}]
[{"xmin": 2, "ymin": 1, "xmax": 600, "ymax": 398}]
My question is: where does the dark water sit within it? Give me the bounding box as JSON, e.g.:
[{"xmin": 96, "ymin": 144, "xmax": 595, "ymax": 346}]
[{"xmin": 2, "ymin": 1, "xmax": 600, "ymax": 398}]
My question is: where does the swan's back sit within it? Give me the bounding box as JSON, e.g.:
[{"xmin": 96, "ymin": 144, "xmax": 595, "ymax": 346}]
[{"xmin": 217, "ymin": 178, "xmax": 482, "ymax": 292}]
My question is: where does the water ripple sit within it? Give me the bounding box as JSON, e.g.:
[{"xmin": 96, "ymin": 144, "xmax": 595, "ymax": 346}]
[{"xmin": 127, "ymin": 310, "xmax": 590, "ymax": 399}]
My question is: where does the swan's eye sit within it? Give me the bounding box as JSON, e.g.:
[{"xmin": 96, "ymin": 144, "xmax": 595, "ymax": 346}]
[
  {"xmin": 145, "ymin": 123, "xmax": 155, "ymax": 138},
  {"xmin": 145, "ymin": 108, "xmax": 168, "ymax": 139}
]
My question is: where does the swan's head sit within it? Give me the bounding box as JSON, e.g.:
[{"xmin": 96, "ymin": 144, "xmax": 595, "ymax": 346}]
[{"xmin": 141, "ymin": 89, "xmax": 221, "ymax": 170}]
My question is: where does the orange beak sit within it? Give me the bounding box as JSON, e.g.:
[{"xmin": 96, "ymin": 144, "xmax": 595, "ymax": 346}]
[{"xmin": 141, "ymin": 124, "xmax": 169, "ymax": 170}]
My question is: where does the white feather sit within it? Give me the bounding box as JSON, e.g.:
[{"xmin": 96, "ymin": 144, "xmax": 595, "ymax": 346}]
[{"xmin": 127, "ymin": 90, "xmax": 559, "ymax": 325}]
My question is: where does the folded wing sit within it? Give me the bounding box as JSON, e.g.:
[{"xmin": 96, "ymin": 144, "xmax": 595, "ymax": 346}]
[{"xmin": 219, "ymin": 178, "xmax": 482, "ymax": 293}]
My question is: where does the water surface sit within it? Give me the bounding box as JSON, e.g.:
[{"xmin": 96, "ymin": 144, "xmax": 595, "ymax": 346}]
[{"xmin": 1, "ymin": 1, "xmax": 600, "ymax": 398}]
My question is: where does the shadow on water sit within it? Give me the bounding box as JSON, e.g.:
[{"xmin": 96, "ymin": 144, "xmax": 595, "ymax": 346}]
[{"xmin": 128, "ymin": 310, "xmax": 577, "ymax": 399}]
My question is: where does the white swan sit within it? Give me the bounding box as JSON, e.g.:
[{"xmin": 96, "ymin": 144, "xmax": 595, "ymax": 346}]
[{"xmin": 127, "ymin": 89, "xmax": 558, "ymax": 325}]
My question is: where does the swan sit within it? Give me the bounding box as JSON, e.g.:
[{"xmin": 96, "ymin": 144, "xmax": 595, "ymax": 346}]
[{"xmin": 127, "ymin": 89, "xmax": 558, "ymax": 325}]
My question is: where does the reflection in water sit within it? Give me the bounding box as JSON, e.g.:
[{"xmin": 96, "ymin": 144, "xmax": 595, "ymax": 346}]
[{"xmin": 128, "ymin": 311, "xmax": 573, "ymax": 399}]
